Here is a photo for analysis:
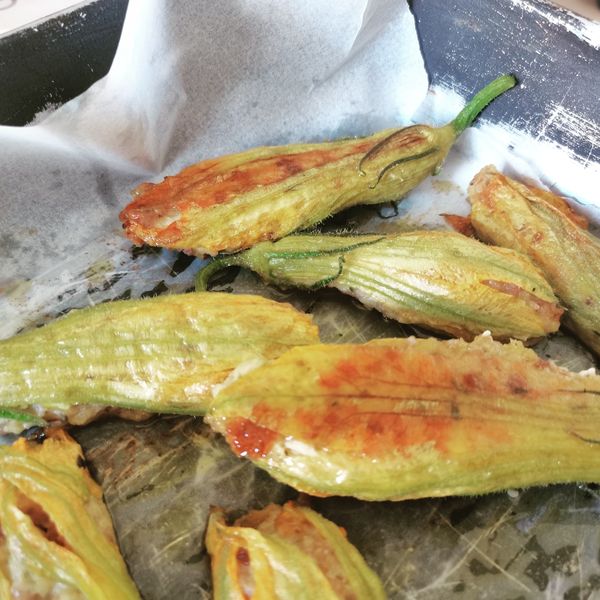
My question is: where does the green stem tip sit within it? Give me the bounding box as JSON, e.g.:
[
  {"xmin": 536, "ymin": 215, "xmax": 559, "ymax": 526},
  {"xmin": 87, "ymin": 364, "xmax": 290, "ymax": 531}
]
[{"xmin": 452, "ymin": 74, "xmax": 518, "ymax": 135}]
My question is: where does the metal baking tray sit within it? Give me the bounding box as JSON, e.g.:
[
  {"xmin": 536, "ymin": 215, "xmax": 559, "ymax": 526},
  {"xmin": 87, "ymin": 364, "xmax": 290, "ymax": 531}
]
[{"xmin": 1, "ymin": 1, "xmax": 599, "ymax": 598}]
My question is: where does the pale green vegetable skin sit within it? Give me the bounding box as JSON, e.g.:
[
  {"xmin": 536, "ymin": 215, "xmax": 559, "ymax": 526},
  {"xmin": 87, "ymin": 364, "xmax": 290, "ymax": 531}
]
[
  {"xmin": 0, "ymin": 293, "xmax": 319, "ymax": 416},
  {"xmin": 207, "ymin": 505, "xmax": 386, "ymax": 600},
  {"xmin": 197, "ymin": 231, "xmax": 561, "ymax": 340}
]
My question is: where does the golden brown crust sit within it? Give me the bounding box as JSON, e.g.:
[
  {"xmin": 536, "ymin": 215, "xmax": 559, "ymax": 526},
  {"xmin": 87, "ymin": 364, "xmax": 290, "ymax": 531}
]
[{"xmin": 119, "ymin": 140, "xmax": 374, "ymax": 250}]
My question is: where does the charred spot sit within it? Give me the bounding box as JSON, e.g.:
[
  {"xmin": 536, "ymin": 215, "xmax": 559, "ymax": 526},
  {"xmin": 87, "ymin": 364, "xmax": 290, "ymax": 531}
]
[
  {"xmin": 16, "ymin": 492, "xmax": 70, "ymax": 550},
  {"xmin": 76, "ymin": 455, "xmax": 89, "ymax": 469},
  {"xmin": 20, "ymin": 426, "xmax": 47, "ymax": 444}
]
